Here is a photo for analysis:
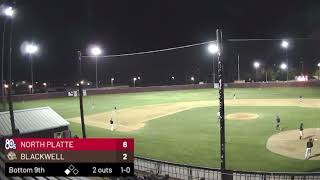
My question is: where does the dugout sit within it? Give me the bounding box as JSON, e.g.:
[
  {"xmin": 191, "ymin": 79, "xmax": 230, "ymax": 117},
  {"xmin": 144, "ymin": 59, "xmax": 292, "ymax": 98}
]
[{"xmin": 0, "ymin": 107, "xmax": 71, "ymax": 150}]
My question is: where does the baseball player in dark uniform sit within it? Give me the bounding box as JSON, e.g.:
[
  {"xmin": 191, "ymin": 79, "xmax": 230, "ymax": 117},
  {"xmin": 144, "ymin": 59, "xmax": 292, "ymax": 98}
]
[
  {"xmin": 275, "ymin": 115, "xmax": 281, "ymax": 130},
  {"xmin": 109, "ymin": 118, "xmax": 114, "ymax": 131},
  {"xmin": 299, "ymin": 123, "xmax": 304, "ymax": 140},
  {"xmin": 305, "ymin": 138, "xmax": 314, "ymax": 159}
]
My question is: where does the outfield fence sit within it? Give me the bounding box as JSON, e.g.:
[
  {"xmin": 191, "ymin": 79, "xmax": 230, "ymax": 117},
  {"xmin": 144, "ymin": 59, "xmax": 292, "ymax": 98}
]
[{"xmin": 134, "ymin": 156, "xmax": 320, "ymax": 180}]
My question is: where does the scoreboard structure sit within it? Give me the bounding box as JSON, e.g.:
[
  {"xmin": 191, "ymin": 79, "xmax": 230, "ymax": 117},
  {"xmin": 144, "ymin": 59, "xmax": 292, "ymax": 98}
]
[{"xmin": 4, "ymin": 138, "xmax": 134, "ymax": 177}]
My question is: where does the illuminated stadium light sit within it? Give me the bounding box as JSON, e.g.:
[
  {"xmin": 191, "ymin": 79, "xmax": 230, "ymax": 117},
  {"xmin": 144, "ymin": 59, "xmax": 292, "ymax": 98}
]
[
  {"xmin": 25, "ymin": 43, "xmax": 39, "ymax": 55},
  {"xmin": 4, "ymin": 84, "xmax": 8, "ymax": 88},
  {"xmin": 207, "ymin": 43, "xmax": 219, "ymax": 54},
  {"xmin": 43, "ymin": 82, "xmax": 47, "ymax": 86},
  {"xmin": 3, "ymin": 6, "xmax": 14, "ymax": 17},
  {"xmin": 90, "ymin": 46, "xmax": 102, "ymax": 56},
  {"xmin": 191, "ymin": 76, "xmax": 195, "ymax": 81},
  {"xmin": 137, "ymin": 76, "xmax": 141, "ymax": 80},
  {"xmin": 28, "ymin": 85, "xmax": 33, "ymax": 89},
  {"xmin": 253, "ymin": 62, "xmax": 260, "ymax": 69},
  {"xmin": 280, "ymin": 63, "xmax": 287, "ymax": 70},
  {"xmin": 111, "ymin": 78, "xmax": 114, "ymax": 81},
  {"xmin": 172, "ymin": 76, "xmax": 175, "ymax": 80},
  {"xmin": 281, "ymin": 40, "xmax": 289, "ymax": 49}
]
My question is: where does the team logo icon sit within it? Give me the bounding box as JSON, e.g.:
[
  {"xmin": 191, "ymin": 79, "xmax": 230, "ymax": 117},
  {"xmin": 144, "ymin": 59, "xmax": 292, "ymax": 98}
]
[
  {"xmin": 5, "ymin": 139, "xmax": 16, "ymax": 150},
  {"xmin": 6, "ymin": 151, "xmax": 17, "ymax": 160}
]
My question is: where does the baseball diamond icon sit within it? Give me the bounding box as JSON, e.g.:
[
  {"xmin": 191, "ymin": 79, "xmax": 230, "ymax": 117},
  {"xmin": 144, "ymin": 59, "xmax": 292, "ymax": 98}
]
[{"xmin": 64, "ymin": 164, "xmax": 79, "ymax": 175}]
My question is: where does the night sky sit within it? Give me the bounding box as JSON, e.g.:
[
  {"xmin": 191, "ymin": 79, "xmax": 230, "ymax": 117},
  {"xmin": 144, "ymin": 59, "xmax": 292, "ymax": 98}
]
[{"xmin": 3, "ymin": 0, "xmax": 320, "ymax": 86}]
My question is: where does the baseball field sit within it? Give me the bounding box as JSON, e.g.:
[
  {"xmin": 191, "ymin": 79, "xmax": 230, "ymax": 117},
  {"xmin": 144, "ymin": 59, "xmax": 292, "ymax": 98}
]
[{"xmin": 6, "ymin": 87, "xmax": 320, "ymax": 172}]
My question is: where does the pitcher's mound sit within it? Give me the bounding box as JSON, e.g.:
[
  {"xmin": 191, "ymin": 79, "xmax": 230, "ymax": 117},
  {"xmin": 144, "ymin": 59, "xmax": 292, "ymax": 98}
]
[
  {"xmin": 226, "ymin": 113, "xmax": 259, "ymax": 120},
  {"xmin": 267, "ymin": 128, "xmax": 320, "ymax": 160}
]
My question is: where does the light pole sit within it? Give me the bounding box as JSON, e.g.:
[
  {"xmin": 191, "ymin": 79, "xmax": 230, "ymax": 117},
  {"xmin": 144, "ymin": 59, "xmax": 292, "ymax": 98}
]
[
  {"xmin": 207, "ymin": 43, "xmax": 219, "ymax": 84},
  {"xmin": 253, "ymin": 61, "xmax": 260, "ymax": 82},
  {"xmin": 1, "ymin": 6, "xmax": 14, "ymax": 108},
  {"xmin": 28, "ymin": 85, "xmax": 32, "ymax": 94},
  {"xmin": 111, "ymin": 78, "xmax": 114, "ymax": 87},
  {"xmin": 280, "ymin": 63, "xmax": 288, "ymax": 81},
  {"xmin": 90, "ymin": 46, "xmax": 102, "ymax": 88},
  {"xmin": 25, "ymin": 43, "xmax": 39, "ymax": 94},
  {"xmin": 133, "ymin": 77, "xmax": 137, "ymax": 87},
  {"xmin": 281, "ymin": 40, "xmax": 289, "ymax": 81},
  {"xmin": 317, "ymin": 62, "xmax": 320, "ymax": 80}
]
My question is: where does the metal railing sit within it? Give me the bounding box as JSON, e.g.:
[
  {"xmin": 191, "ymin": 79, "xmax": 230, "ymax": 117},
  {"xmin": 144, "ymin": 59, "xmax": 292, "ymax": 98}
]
[{"xmin": 134, "ymin": 156, "xmax": 320, "ymax": 180}]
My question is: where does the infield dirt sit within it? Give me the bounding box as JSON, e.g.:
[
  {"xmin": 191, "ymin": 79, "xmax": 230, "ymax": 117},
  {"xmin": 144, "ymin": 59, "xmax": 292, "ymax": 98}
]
[{"xmin": 68, "ymin": 98, "xmax": 320, "ymax": 132}]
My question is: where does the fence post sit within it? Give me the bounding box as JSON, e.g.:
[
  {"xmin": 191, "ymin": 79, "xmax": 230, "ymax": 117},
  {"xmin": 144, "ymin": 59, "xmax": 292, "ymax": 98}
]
[{"xmin": 188, "ymin": 168, "xmax": 192, "ymax": 180}]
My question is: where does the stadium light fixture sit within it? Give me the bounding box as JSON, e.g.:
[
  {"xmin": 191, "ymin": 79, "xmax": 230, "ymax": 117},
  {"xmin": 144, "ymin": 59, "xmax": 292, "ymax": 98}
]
[
  {"xmin": 3, "ymin": 6, "xmax": 14, "ymax": 17},
  {"xmin": 253, "ymin": 62, "xmax": 260, "ymax": 69},
  {"xmin": 207, "ymin": 43, "xmax": 219, "ymax": 54},
  {"xmin": 280, "ymin": 63, "xmax": 287, "ymax": 70},
  {"xmin": 207, "ymin": 43, "xmax": 219, "ymax": 84},
  {"xmin": 24, "ymin": 42, "xmax": 39, "ymax": 94},
  {"xmin": 90, "ymin": 46, "xmax": 102, "ymax": 88},
  {"xmin": 4, "ymin": 84, "xmax": 8, "ymax": 88},
  {"xmin": 281, "ymin": 40, "xmax": 289, "ymax": 49},
  {"xmin": 25, "ymin": 43, "xmax": 39, "ymax": 55},
  {"xmin": 90, "ymin": 46, "xmax": 102, "ymax": 56}
]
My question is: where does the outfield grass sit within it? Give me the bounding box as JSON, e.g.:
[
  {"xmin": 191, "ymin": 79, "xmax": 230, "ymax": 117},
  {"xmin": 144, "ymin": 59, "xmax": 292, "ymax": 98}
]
[
  {"xmin": 2, "ymin": 87, "xmax": 320, "ymax": 171},
  {"xmin": 6, "ymin": 87, "xmax": 320, "ymax": 118}
]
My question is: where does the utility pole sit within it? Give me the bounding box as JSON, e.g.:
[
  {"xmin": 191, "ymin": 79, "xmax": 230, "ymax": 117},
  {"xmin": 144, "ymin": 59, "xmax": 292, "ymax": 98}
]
[
  {"xmin": 78, "ymin": 51, "xmax": 86, "ymax": 138},
  {"xmin": 216, "ymin": 29, "xmax": 226, "ymax": 173}
]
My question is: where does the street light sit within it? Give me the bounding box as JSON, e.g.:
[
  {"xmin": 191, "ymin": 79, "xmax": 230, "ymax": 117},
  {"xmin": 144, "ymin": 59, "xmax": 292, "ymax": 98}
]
[
  {"xmin": 1, "ymin": 6, "xmax": 15, "ymax": 105},
  {"xmin": 111, "ymin": 78, "xmax": 114, "ymax": 87},
  {"xmin": 24, "ymin": 42, "xmax": 39, "ymax": 94},
  {"xmin": 207, "ymin": 43, "xmax": 219, "ymax": 84},
  {"xmin": 4, "ymin": 84, "xmax": 8, "ymax": 88},
  {"xmin": 133, "ymin": 77, "xmax": 137, "ymax": 87},
  {"xmin": 191, "ymin": 76, "xmax": 195, "ymax": 81},
  {"xmin": 172, "ymin": 76, "xmax": 175, "ymax": 80},
  {"xmin": 43, "ymin": 82, "xmax": 47, "ymax": 87},
  {"xmin": 281, "ymin": 40, "xmax": 289, "ymax": 81},
  {"xmin": 28, "ymin": 85, "xmax": 33, "ymax": 94},
  {"xmin": 90, "ymin": 46, "xmax": 102, "ymax": 88}
]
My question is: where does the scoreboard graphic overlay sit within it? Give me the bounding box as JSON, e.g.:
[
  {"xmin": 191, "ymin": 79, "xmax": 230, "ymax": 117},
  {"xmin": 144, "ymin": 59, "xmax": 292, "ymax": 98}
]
[{"xmin": 4, "ymin": 138, "xmax": 134, "ymax": 176}]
